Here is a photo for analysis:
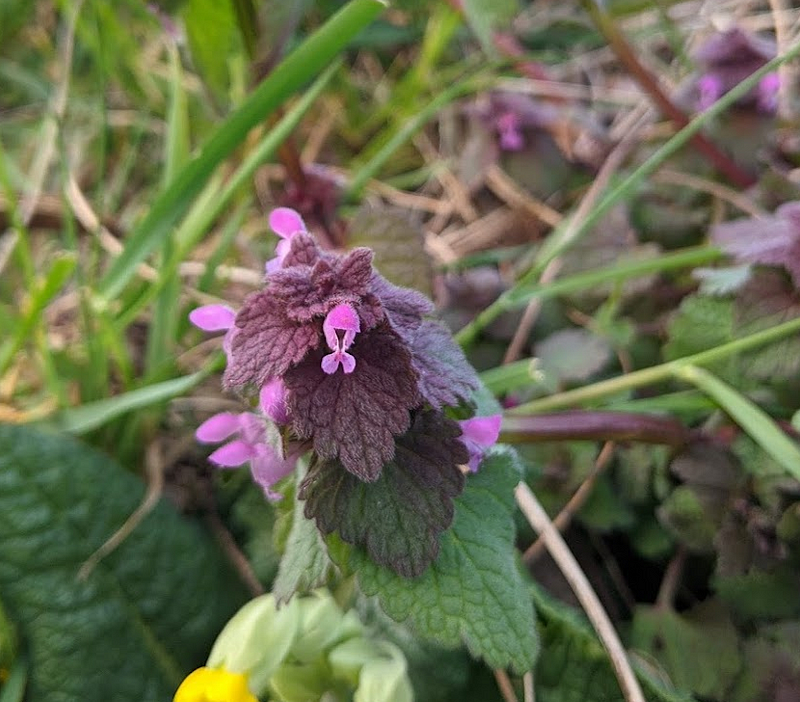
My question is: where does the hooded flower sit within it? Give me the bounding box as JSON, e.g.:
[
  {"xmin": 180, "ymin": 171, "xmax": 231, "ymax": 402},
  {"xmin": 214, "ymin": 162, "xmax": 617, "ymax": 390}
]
[
  {"xmin": 208, "ymin": 208, "xmax": 480, "ymax": 483},
  {"xmin": 195, "ymin": 409, "xmax": 295, "ymax": 501},
  {"xmin": 459, "ymin": 414, "xmax": 502, "ymax": 472},
  {"xmin": 693, "ymin": 28, "xmax": 778, "ymax": 113}
]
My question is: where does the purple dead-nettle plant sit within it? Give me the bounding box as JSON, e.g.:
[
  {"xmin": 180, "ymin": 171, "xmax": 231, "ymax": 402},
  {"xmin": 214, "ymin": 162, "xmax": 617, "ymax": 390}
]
[
  {"xmin": 191, "ymin": 207, "xmax": 501, "ymax": 576},
  {"xmin": 693, "ymin": 28, "xmax": 778, "ymax": 113}
]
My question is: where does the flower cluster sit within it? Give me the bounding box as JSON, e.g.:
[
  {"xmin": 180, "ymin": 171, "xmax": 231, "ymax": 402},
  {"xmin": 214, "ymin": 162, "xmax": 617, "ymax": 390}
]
[
  {"xmin": 693, "ymin": 28, "xmax": 778, "ymax": 113},
  {"xmin": 191, "ymin": 208, "xmax": 500, "ymax": 503}
]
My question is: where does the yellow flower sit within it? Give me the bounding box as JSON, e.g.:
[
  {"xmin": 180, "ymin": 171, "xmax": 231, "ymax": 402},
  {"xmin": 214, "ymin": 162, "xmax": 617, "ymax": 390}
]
[{"xmin": 174, "ymin": 667, "xmax": 258, "ymax": 702}]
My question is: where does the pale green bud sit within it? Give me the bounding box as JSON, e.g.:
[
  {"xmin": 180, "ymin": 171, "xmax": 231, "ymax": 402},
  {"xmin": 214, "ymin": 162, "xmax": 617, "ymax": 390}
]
[{"xmin": 208, "ymin": 593, "xmax": 300, "ymax": 696}]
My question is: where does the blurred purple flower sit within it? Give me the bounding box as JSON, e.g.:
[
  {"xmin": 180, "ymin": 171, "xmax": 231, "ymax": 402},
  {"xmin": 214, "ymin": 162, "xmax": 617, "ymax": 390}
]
[
  {"xmin": 458, "ymin": 414, "xmax": 502, "ymax": 472},
  {"xmin": 473, "ymin": 92, "xmax": 557, "ymax": 152},
  {"xmin": 195, "ymin": 411, "xmax": 295, "ymax": 501},
  {"xmin": 693, "ymin": 28, "xmax": 777, "ymax": 113}
]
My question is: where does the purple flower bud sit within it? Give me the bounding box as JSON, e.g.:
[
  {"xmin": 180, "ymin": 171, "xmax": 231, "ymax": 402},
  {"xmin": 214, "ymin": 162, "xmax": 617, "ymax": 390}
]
[
  {"xmin": 189, "ymin": 305, "xmax": 236, "ymax": 332},
  {"xmin": 458, "ymin": 414, "xmax": 502, "ymax": 472},
  {"xmin": 697, "ymin": 74, "xmax": 723, "ymax": 111},
  {"xmin": 496, "ymin": 111, "xmax": 524, "ymax": 151},
  {"xmin": 266, "ymin": 207, "xmax": 308, "ymax": 273},
  {"xmin": 757, "ymin": 72, "xmax": 780, "ymax": 113}
]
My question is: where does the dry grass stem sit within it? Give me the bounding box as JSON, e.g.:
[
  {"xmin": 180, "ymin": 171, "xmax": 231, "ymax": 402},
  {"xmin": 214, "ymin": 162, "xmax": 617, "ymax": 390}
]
[
  {"xmin": 523, "ymin": 441, "xmax": 616, "ymax": 564},
  {"xmin": 78, "ymin": 439, "xmax": 165, "ymax": 580},
  {"xmin": 485, "ymin": 165, "xmax": 563, "ymax": 228},
  {"xmin": 494, "ymin": 669, "xmax": 520, "ymax": 702},
  {"xmin": 515, "ymin": 482, "xmax": 646, "ymax": 702},
  {"xmin": 653, "ymin": 169, "xmax": 767, "ymax": 218}
]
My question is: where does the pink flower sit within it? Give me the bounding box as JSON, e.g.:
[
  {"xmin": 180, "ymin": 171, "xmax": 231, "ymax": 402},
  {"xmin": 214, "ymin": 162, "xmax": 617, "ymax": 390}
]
[
  {"xmin": 458, "ymin": 414, "xmax": 502, "ymax": 472},
  {"xmin": 196, "ymin": 411, "xmax": 295, "ymax": 500},
  {"xmin": 259, "ymin": 378, "xmax": 288, "ymax": 425},
  {"xmin": 496, "ymin": 111, "xmax": 524, "ymax": 151},
  {"xmin": 189, "ymin": 304, "xmax": 238, "ymax": 358},
  {"xmin": 321, "ymin": 303, "xmax": 360, "ymax": 375},
  {"xmin": 757, "ymin": 72, "xmax": 780, "ymax": 113},
  {"xmin": 266, "ymin": 207, "xmax": 307, "ymax": 274},
  {"xmin": 697, "ymin": 74, "xmax": 723, "ymax": 111}
]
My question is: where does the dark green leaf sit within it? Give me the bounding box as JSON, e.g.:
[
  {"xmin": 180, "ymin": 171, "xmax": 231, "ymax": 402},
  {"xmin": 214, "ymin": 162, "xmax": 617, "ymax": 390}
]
[
  {"xmin": 354, "ymin": 447, "xmax": 538, "ymax": 674},
  {"xmin": 300, "ymin": 411, "xmax": 466, "ymax": 578},
  {"xmin": 630, "ymin": 600, "xmax": 742, "ymax": 700},
  {"xmin": 0, "ymin": 424, "xmax": 247, "ymax": 702},
  {"xmin": 273, "ymin": 470, "xmax": 333, "ymax": 604}
]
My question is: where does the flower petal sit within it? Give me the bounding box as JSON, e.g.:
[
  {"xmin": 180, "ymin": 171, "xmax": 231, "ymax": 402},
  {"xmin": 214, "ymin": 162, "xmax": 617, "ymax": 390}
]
[
  {"xmin": 460, "ymin": 414, "xmax": 502, "ymax": 447},
  {"xmin": 189, "ymin": 304, "xmax": 236, "ymax": 332},
  {"xmin": 259, "ymin": 379, "xmax": 289, "ymax": 425},
  {"xmin": 268, "ymin": 207, "xmax": 306, "ymax": 238},
  {"xmin": 208, "ymin": 440, "xmax": 256, "ymax": 467},
  {"xmin": 321, "ymin": 352, "xmax": 341, "ymax": 375},
  {"xmin": 340, "ymin": 351, "xmax": 356, "ymax": 374},
  {"xmin": 250, "ymin": 446, "xmax": 296, "ymax": 501},
  {"xmin": 196, "ymin": 413, "xmax": 241, "ymax": 443}
]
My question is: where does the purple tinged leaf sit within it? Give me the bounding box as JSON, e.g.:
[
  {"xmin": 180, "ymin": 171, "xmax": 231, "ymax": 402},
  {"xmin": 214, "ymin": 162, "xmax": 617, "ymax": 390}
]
[
  {"xmin": 196, "ymin": 413, "xmax": 241, "ymax": 443},
  {"xmin": 409, "ymin": 320, "xmax": 480, "ymax": 409},
  {"xmin": 280, "ymin": 232, "xmax": 323, "ymax": 268},
  {"xmin": 284, "ymin": 324, "xmax": 420, "ymax": 481},
  {"xmin": 223, "ymin": 292, "xmax": 321, "ymax": 388},
  {"xmin": 370, "ymin": 273, "xmax": 434, "ymax": 339},
  {"xmin": 712, "ymin": 204, "xmax": 800, "ymax": 289},
  {"xmin": 189, "ymin": 304, "xmax": 235, "ymax": 331},
  {"xmin": 299, "ymin": 411, "xmax": 467, "ymax": 577}
]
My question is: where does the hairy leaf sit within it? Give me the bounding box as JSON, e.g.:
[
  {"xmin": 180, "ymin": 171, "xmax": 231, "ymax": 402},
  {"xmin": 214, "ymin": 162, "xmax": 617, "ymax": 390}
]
[
  {"xmin": 0, "ymin": 424, "xmax": 247, "ymax": 702},
  {"xmin": 531, "ymin": 583, "xmax": 697, "ymax": 702},
  {"xmin": 224, "ymin": 292, "xmax": 320, "ymax": 388},
  {"xmin": 734, "ymin": 270, "xmax": 800, "ymax": 382},
  {"xmin": 353, "ymin": 447, "xmax": 538, "ymax": 673},
  {"xmin": 273, "ymin": 471, "xmax": 333, "ymax": 604},
  {"xmin": 370, "ymin": 274, "xmax": 434, "ymax": 339},
  {"xmin": 410, "ymin": 321, "xmax": 480, "ymax": 409},
  {"xmin": 712, "ymin": 203, "xmax": 800, "ymax": 289},
  {"xmin": 285, "ymin": 324, "xmax": 420, "ymax": 481},
  {"xmin": 630, "ymin": 600, "xmax": 742, "ymax": 700},
  {"xmin": 300, "ymin": 411, "xmax": 466, "ymax": 577}
]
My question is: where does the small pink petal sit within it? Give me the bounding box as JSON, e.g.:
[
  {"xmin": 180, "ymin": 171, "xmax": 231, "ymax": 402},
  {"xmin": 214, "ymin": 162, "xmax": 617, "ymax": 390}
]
[
  {"xmin": 208, "ymin": 440, "xmax": 256, "ymax": 467},
  {"xmin": 697, "ymin": 74, "xmax": 722, "ymax": 110},
  {"xmin": 321, "ymin": 352, "xmax": 341, "ymax": 375},
  {"xmin": 460, "ymin": 414, "xmax": 502, "ymax": 447},
  {"xmin": 340, "ymin": 351, "xmax": 356, "ymax": 374},
  {"xmin": 323, "ymin": 303, "xmax": 360, "ymax": 350},
  {"xmin": 196, "ymin": 413, "xmax": 241, "ymax": 443},
  {"xmin": 250, "ymin": 446, "xmax": 296, "ymax": 500},
  {"xmin": 260, "ymin": 379, "xmax": 288, "ymax": 424},
  {"xmin": 189, "ymin": 305, "xmax": 235, "ymax": 332},
  {"xmin": 269, "ymin": 208, "xmax": 306, "ymax": 239}
]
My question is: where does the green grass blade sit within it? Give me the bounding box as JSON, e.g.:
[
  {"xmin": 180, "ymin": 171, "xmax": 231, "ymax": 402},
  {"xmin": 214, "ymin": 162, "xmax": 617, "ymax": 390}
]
[
  {"xmin": 673, "ymin": 365, "xmax": 800, "ymax": 481},
  {"xmin": 45, "ymin": 370, "xmax": 209, "ymax": 435},
  {"xmin": 97, "ymin": 0, "xmax": 386, "ymax": 303}
]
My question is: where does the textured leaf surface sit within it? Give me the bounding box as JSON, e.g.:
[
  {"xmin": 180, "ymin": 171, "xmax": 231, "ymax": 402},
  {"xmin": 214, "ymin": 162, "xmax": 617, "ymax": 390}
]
[
  {"xmin": 369, "ymin": 273, "xmax": 434, "ymax": 339},
  {"xmin": 300, "ymin": 411, "xmax": 466, "ymax": 577},
  {"xmin": 348, "ymin": 205, "xmax": 434, "ymax": 298},
  {"xmin": 630, "ymin": 600, "xmax": 742, "ymax": 700},
  {"xmin": 354, "ymin": 447, "xmax": 538, "ymax": 672},
  {"xmin": 410, "ymin": 321, "xmax": 480, "ymax": 409},
  {"xmin": 0, "ymin": 424, "xmax": 247, "ymax": 702},
  {"xmin": 285, "ymin": 324, "xmax": 420, "ymax": 481},
  {"xmin": 273, "ymin": 471, "xmax": 332, "ymax": 604},
  {"xmin": 531, "ymin": 583, "xmax": 697, "ymax": 702}
]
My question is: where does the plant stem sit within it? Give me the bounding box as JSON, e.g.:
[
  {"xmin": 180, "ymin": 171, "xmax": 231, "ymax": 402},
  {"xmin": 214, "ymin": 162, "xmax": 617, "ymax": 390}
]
[{"xmin": 508, "ymin": 315, "xmax": 800, "ymax": 414}]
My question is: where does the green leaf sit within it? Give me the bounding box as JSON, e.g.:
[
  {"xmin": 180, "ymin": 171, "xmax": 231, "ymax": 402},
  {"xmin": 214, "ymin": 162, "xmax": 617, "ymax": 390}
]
[
  {"xmin": 630, "ymin": 600, "xmax": 742, "ymax": 700},
  {"xmin": 0, "ymin": 424, "xmax": 247, "ymax": 701},
  {"xmin": 300, "ymin": 411, "xmax": 466, "ymax": 578},
  {"xmin": 273, "ymin": 472, "xmax": 333, "ymax": 604},
  {"xmin": 462, "ymin": 0, "xmax": 519, "ymax": 56},
  {"xmin": 536, "ymin": 328, "xmax": 612, "ymax": 385},
  {"xmin": 354, "ymin": 447, "xmax": 538, "ymax": 674},
  {"xmin": 531, "ymin": 583, "xmax": 697, "ymax": 702}
]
